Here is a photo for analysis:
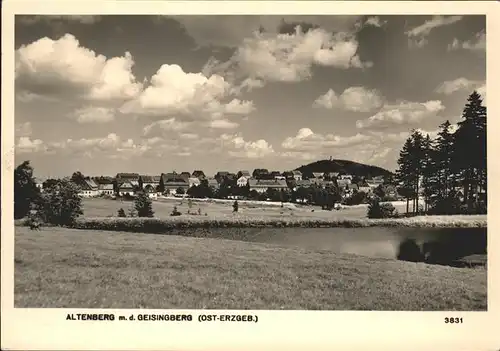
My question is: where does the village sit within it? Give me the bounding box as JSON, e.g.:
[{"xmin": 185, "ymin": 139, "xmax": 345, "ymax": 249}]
[{"xmin": 33, "ymin": 168, "xmax": 399, "ymax": 205}]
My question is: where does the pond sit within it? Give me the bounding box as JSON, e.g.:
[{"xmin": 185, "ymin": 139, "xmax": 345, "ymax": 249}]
[{"xmin": 200, "ymin": 226, "xmax": 487, "ymax": 267}]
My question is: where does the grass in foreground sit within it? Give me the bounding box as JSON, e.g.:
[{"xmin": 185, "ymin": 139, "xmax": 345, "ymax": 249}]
[{"xmin": 15, "ymin": 227, "xmax": 486, "ymax": 310}]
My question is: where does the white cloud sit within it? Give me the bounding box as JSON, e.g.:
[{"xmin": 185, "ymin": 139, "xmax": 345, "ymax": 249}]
[
  {"xmin": 313, "ymin": 89, "xmax": 338, "ymax": 109},
  {"xmin": 217, "ymin": 133, "xmax": 275, "ymax": 158},
  {"xmin": 231, "ymin": 77, "xmax": 266, "ymax": 95},
  {"xmin": 208, "ymin": 119, "xmax": 240, "ymax": 129},
  {"xmin": 205, "ymin": 27, "xmax": 372, "ymax": 87},
  {"xmin": 224, "ymin": 99, "xmax": 255, "ymax": 114},
  {"xmin": 169, "ymin": 15, "xmax": 363, "ymax": 48},
  {"xmin": 143, "ymin": 118, "xmax": 192, "ymax": 137},
  {"xmin": 120, "ymin": 64, "xmax": 253, "ymax": 125},
  {"xmin": 47, "ymin": 133, "xmax": 153, "ymax": 159},
  {"xmin": 15, "ymin": 122, "xmax": 32, "ymax": 137},
  {"xmin": 406, "ymin": 16, "xmax": 463, "ymax": 38},
  {"xmin": 16, "ymin": 91, "xmax": 58, "ymax": 103},
  {"xmin": 448, "ymin": 31, "xmax": 486, "ymax": 52},
  {"xmin": 179, "ymin": 132, "xmax": 199, "ymax": 140},
  {"xmin": 16, "ymin": 34, "xmax": 143, "ymax": 102},
  {"xmin": 71, "ymin": 106, "xmax": 115, "ymax": 124},
  {"xmin": 282, "ymin": 128, "xmax": 372, "ymax": 152},
  {"xmin": 405, "ymin": 16, "xmax": 463, "ymax": 48},
  {"xmin": 477, "ymin": 84, "xmax": 487, "ymax": 105},
  {"xmin": 365, "ymin": 16, "xmax": 387, "ymax": 28},
  {"xmin": 356, "ymin": 100, "xmax": 445, "ymax": 129},
  {"xmin": 314, "ymin": 87, "xmax": 383, "ymax": 112},
  {"xmin": 435, "ymin": 77, "xmax": 484, "ymax": 95},
  {"xmin": 16, "ymin": 136, "xmax": 45, "ymax": 154}
]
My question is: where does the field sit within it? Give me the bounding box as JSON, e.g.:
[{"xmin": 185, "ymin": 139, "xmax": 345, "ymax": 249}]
[
  {"xmin": 82, "ymin": 197, "xmax": 381, "ymax": 220},
  {"xmin": 79, "ymin": 198, "xmax": 487, "ymax": 228},
  {"xmin": 14, "ymin": 226, "xmax": 486, "ymax": 310}
]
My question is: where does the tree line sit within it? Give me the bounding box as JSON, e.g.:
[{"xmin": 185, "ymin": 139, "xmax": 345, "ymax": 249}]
[
  {"xmin": 396, "ymin": 91, "xmax": 487, "ymax": 215},
  {"xmin": 14, "ymin": 162, "xmax": 155, "ymax": 227}
]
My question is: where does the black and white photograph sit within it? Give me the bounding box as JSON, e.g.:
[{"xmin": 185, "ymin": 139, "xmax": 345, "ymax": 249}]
[
  {"xmin": 12, "ymin": 12, "xmax": 488, "ymax": 309},
  {"xmin": 2, "ymin": 2, "xmax": 498, "ymax": 349}
]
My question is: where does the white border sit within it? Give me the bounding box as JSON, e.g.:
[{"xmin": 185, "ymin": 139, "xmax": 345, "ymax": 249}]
[{"xmin": 2, "ymin": 2, "xmax": 499, "ymax": 350}]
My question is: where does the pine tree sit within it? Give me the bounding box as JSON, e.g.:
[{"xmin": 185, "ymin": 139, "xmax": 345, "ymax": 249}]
[
  {"xmin": 134, "ymin": 191, "xmax": 154, "ymax": 217},
  {"xmin": 452, "ymin": 91, "xmax": 487, "ymax": 210},
  {"xmin": 421, "ymin": 134, "xmax": 436, "ymax": 212},
  {"xmin": 434, "ymin": 120, "xmax": 455, "ymax": 198},
  {"xmin": 396, "ymin": 137, "xmax": 415, "ymax": 214},
  {"xmin": 158, "ymin": 175, "xmax": 165, "ymax": 193},
  {"xmin": 409, "ymin": 130, "xmax": 425, "ymax": 213}
]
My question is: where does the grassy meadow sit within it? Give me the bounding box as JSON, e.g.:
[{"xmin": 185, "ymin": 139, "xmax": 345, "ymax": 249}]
[
  {"xmin": 78, "ymin": 198, "xmax": 487, "ymax": 228},
  {"xmin": 15, "ymin": 226, "xmax": 487, "ymax": 310},
  {"xmin": 82, "ymin": 197, "xmax": 377, "ymax": 220}
]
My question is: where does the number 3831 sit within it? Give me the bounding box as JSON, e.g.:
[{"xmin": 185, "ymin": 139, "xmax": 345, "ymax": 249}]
[{"xmin": 444, "ymin": 317, "xmax": 463, "ymax": 324}]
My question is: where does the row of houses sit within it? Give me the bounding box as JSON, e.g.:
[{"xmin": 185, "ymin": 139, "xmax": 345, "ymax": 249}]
[{"xmin": 35, "ymin": 170, "xmax": 389, "ymax": 199}]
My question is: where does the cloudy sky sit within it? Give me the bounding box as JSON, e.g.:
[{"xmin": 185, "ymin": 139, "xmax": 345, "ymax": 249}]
[{"xmin": 14, "ymin": 14, "xmax": 486, "ymax": 178}]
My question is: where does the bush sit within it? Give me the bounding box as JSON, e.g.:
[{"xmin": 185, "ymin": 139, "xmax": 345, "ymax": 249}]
[
  {"xmin": 171, "ymin": 206, "xmax": 182, "ymax": 216},
  {"xmin": 123, "ymin": 193, "xmax": 135, "ymax": 201},
  {"xmin": 27, "ymin": 211, "xmax": 42, "ymax": 230},
  {"xmin": 233, "ymin": 200, "xmax": 239, "ymax": 213},
  {"xmin": 36, "ymin": 179, "xmax": 83, "ymax": 226},
  {"xmin": 367, "ymin": 199, "xmax": 396, "ymax": 219},
  {"xmin": 428, "ymin": 195, "xmax": 463, "ymax": 215},
  {"xmin": 343, "ymin": 191, "xmax": 368, "ymax": 206},
  {"xmin": 128, "ymin": 207, "xmax": 138, "ymax": 217},
  {"xmin": 117, "ymin": 208, "xmax": 126, "ymax": 217},
  {"xmin": 134, "ymin": 192, "xmax": 155, "ymax": 218}
]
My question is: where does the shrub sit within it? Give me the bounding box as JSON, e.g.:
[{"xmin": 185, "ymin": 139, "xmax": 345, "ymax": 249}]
[
  {"xmin": 171, "ymin": 206, "xmax": 182, "ymax": 216},
  {"xmin": 36, "ymin": 179, "xmax": 83, "ymax": 226},
  {"xmin": 233, "ymin": 200, "xmax": 239, "ymax": 213},
  {"xmin": 367, "ymin": 199, "xmax": 396, "ymax": 219},
  {"xmin": 134, "ymin": 191, "xmax": 154, "ymax": 217},
  {"xmin": 428, "ymin": 195, "xmax": 463, "ymax": 215},
  {"xmin": 122, "ymin": 193, "xmax": 135, "ymax": 201},
  {"xmin": 117, "ymin": 208, "xmax": 126, "ymax": 217},
  {"xmin": 27, "ymin": 211, "xmax": 42, "ymax": 231},
  {"xmin": 343, "ymin": 191, "xmax": 367, "ymax": 206},
  {"xmin": 128, "ymin": 207, "xmax": 138, "ymax": 217}
]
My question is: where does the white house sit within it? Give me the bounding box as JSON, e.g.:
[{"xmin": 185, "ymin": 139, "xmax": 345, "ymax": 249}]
[
  {"xmin": 237, "ymin": 176, "xmax": 250, "ymax": 187},
  {"xmin": 34, "ymin": 178, "xmax": 44, "ymax": 192},
  {"xmin": 140, "ymin": 175, "xmax": 161, "ymax": 189},
  {"xmin": 78, "ymin": 178, "xmax": 100, "ymax": 198},
  {"xmin": 188, "ymin": 177, "xmax": 201, "ymax": 188},
  {"xmin": 117, "ymin": 182, "xmax": 135, "ymax": 197},
  {"xmin": 98, "ymin": 183, "xmax": 114, "ymax": 196},
  {"xmin": 248, "ymin": 179, "xmax": 289, "ymax": 194},
  {"xmin": 292, "ymin": 171, "xmax": 303, "ymax": 181},
  {"xmin": 339, "ymin": 174, "xmax": 353, "ymax": 180},
  {"xmin": 312, "ymin": 172, "xmax": 324, "ymax": 180}
]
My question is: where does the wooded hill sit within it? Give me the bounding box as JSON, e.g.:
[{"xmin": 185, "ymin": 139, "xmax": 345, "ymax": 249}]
[{"xmin": 294, "ymin": 159, "xmax": 393, "ymax": 179}]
